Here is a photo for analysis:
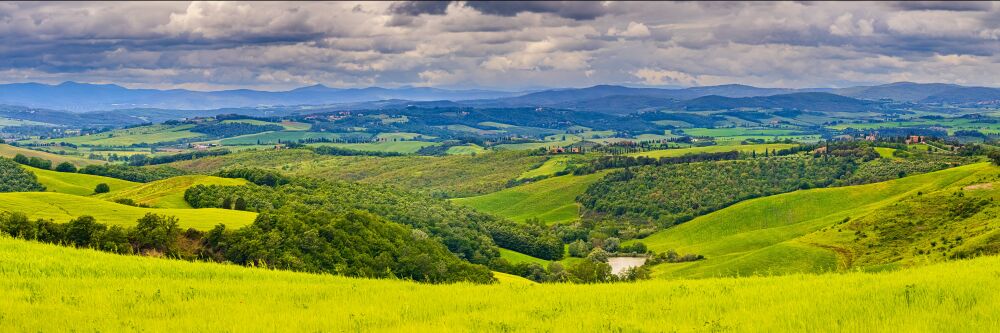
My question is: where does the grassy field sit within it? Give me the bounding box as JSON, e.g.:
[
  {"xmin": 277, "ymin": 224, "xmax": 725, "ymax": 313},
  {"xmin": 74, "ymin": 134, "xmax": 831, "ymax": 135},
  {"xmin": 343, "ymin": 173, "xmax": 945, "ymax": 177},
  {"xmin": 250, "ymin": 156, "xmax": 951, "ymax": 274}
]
[
  {"xmin": 875, "ymin": 147, "xmax": 897, "ymax": 158},
  {"xmin": 0, "ymin": 144, "xmax": 102, "ymax": 167},
  {"xmin": 499, "ymin": 248, "xmax": 550, "ymax": 266},
  {"xmin": 1, "ymin": 236, "xmax": 998, "ymax": 331},
  {"xmin": 220, "ymin": 119, "xmax": 310, "ymax": 131},
  {"xmin": 634, "ymin": 163, "xmax": 994, "ymax": 279},
  {"xmin": 308, "ymin": 141, "xmax": 439, "ymax": 154},
  {"xmin": 827, "ymin": 117, "xmax": 1000, "ymax": 135},
  {"xmin": 375, "ymin": 132, "xmax": 430, "ymax": 140},
  {"xmin": 681, "ymin": 127, "xmax": 802, "ymax": 137},
  {"xmin": 517, "ymin": 157, "xmax": 571, "ymax": 180},
  {"xmin": 628, "ymin": 143, "xmax": 797, "ymax": 158},
  {"xmin": 0, "ymin": 192, "xmax": 256, "ymax": 230},
  {"xmin": 40, "ymin": 124, "xmax": 204, "ymax": 146},
  {"xmin": 219, "ymin": 131, "xmax": 344, "ymax": 145},
  {"xmin": 445, "ymin": 144, "xmax": 487, "ymax": 155},
  {"xmin": 452, "ymin": 172, "xmax": 608, "ymax": 225},
  {"xmin": 25, "ymin": 165, "xmax": 138, "ymax": 196},
  {"xmin": 98, "ymin": 175, "xmax": 247, "ymax": 208}
]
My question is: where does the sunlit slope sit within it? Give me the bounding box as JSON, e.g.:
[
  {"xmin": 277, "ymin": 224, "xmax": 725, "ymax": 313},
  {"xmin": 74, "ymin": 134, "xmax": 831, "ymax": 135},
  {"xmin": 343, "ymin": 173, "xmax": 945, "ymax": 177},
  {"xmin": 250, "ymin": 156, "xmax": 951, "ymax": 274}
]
[
  {"xmin": 1, "ymin": 237, "xmax": 998, "ymax": 332},
  {"xmin": 98, "ymin": 175, "xmax": 247, "ymax": 208},
  {"xmin": 628, "ymin": 143, "xmax": 796, "ymax": 158},
  {"xmin": 24, "ymin": 165, "xmax": 138, "ymax": 196},
  {"xmin": 451, "ymin": 172, "xmax": 608, "ymax": 225},
  {"xmin": 638, "ymin": 163, "xmax": 993, "ymax": 279},
  {"xmin": 0, "ymin": 192, "xmax": 255, "ymax": 229}
]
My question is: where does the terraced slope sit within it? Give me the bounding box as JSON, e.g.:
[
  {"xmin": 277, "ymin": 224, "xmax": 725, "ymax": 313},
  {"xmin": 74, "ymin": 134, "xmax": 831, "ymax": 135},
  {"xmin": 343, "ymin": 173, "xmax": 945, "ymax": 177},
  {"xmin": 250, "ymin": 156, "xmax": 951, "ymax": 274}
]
[
  {"xmin": 637, "ymin": 163, "xmax": 995, "ymax": 279},
  {"xmin": 452, "ymin": 172, "xmax": 608, "ymax": 225},
  {"xmin": 24, "ymin": 165, "xmax": 138, "ymax": 196},
  {"xmin": 98, "ymin": 175, "xmax": 247, "ymax": 208},
  {"xmin": 0, "ymin": 192, "xmax": 256, "ymax": 230},
  {"xmin": 1, "ymin": 237, "xmax": 997, "ymax": 331}
]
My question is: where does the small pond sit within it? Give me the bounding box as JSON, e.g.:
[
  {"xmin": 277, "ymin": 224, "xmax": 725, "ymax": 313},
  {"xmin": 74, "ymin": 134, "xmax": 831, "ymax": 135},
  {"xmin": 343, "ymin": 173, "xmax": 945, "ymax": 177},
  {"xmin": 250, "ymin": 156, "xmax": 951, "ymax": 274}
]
[{"xmin": 607, "ymin": 257, "xmax": 647, "ymax": 275}]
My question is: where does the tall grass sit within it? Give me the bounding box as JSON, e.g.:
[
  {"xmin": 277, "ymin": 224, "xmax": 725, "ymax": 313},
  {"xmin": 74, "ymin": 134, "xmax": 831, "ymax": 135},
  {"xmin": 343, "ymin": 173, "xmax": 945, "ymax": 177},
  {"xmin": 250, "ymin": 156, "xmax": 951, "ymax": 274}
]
[{"xmin": 0, "ymin": 236, "xmax": 997, "ymax": 331}]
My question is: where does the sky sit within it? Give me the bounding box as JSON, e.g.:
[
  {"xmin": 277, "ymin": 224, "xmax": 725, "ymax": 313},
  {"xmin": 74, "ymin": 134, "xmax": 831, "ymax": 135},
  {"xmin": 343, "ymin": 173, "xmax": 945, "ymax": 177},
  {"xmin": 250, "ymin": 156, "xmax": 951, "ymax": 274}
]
[{"xmin": 1, "ymin": 1, "xmax": 999, "ymax": 91}]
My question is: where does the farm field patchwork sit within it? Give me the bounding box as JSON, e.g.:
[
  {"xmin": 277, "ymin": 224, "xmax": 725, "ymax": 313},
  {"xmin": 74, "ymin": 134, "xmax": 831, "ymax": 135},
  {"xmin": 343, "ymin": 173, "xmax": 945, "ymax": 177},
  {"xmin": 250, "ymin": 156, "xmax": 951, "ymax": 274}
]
[
  {"xmin": 98, "ymin": 175, "xmax": 247, "ymax": 208},
  {"xmin": 0, "ymin": 144, "xmax": 102, "ymax": 167},
  {"xmin": 25, "ymin": 165, "xmax": 138, "ymax": 196},
  {"xmin": 628, "ymin": 143, "xmax": 797, "ymax": 158},
  {"xmin": 39, "ymin": 124, "xmax": 205, "ymax": 146}
]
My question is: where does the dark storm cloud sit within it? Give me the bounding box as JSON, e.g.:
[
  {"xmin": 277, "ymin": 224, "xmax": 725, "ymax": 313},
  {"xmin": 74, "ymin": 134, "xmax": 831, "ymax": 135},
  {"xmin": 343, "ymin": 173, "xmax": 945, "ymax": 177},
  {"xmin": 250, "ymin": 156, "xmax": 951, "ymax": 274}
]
[
  {"xmin": 388, "ymin": 1, "xmax": 451, "ymax": 16},
  {"xmin": 463, "ymin": 1, "xmax": 609, "ymax": 20},
  {"xmin": 888, "ymin": 1, "xmax": 995, "ymax": 12}
]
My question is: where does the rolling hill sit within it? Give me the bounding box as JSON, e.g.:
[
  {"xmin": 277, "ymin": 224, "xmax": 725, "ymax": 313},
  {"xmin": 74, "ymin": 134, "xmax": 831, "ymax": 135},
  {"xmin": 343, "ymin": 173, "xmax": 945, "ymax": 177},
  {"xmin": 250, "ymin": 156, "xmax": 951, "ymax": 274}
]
[
  {"xmin": 452, "ymin": 172, "xmax": 608, "ymax": 225},
  {"xmin": 24, "ymin": 165, "xmax": 138, "ymax": 196},
  {"xmin": 0, "ymin": 144, "xmax": 103, "ymax": 167},
  {"xmin": 1, "ymin": 236, "xmax": 997, "ymax": 331},
  {"xmin": 634, "ymin": 163, "xmax": 996, "ymax": 279},
  {"xmin": 0, "ymin": 192, "xmax": 256, "ymax": 230},
  {"xmin": 98, "ymin": 175, "xmax": 247, "ymax": 208}
]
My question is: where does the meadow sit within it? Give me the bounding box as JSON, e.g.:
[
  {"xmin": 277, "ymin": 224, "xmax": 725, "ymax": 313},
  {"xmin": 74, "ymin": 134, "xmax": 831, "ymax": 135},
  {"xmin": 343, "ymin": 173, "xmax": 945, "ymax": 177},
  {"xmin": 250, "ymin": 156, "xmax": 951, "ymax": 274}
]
[
  {"xmin": 0, "ymin": 144, "xmax": 102, "ymax": 166},
  {"xmin": 218, "ymin": 131, "xmax": 343, "ymax": 145},
  {"xmin": 452, "ymin": 172, "xmax": 608, "ymax": 225},
  {"xmin": 1, "ymin": 236, "xmax": 997, "ymax": 332},
  {"xmin": 0, "ymin": 192, "xmax": 256, "ymax": 230},
  {"xmin": 98, "ymin": 175, "xmax": 247, "ymax": 208},
  {"xmin": 25, "ymin": 165, "xmax": 138, "ymax": 196},
  {"xmin": 40, "ymin": 124, "xmax": 205, "ymax": 146},
  {"xmin": 307, "ymin": 141, "xmax": 440, "ymax": 154}
]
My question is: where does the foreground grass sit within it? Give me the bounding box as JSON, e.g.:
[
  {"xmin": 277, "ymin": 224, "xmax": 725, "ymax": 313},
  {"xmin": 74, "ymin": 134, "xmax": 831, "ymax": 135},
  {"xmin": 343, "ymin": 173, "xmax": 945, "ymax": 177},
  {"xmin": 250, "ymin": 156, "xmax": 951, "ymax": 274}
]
[
  {"xmin": 0, "ymin": 192, "xmax": 255, "ymax": 230},
  {"xmin": 0, "ymin": 236, "xmax": 997, "ymax": 332}
]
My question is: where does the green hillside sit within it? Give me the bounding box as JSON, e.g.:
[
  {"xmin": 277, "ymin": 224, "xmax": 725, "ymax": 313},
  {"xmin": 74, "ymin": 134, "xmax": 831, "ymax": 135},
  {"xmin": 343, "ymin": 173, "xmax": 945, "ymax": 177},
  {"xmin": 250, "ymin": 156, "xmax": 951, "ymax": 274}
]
[
  {"xmin": 635, "ymin": 163, "xmax": 995, "ymax": 279},
  {"xmin": 1, "ymin": 236, "xmax": 998, "ymax": 331},
  {"xmin": 0, "ymin": 144, "xmax": 102, "ymax": 167},
  {"xmin": 98, "ymin": 175, "xmax": 247, "ymax": 208},
  {"xmin": 308, "ymin": 141, "xmax": 439, "ymax": 154},
  {"xmin": 452, "ymin": 172, "xmax": 608, "ymax": 225},
  {"xmin": 40, "ymin": 124, "xmax": 204, "ymax": 146},
  {"xmin": 25, "ymin": 165, "xmax": 138, "ymax": 196},
  {"xmin": 0, "ymin": 192, "xmax": 256, "ymax": 230}
]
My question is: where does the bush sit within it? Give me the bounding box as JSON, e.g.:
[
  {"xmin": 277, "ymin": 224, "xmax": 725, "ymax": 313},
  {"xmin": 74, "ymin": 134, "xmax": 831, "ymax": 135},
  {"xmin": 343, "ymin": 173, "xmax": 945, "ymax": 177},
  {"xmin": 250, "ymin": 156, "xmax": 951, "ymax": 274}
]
[
  {"xmin": 94, "ymin": 183, "xmax": 110, "ymax": 194},
  {"xmin": 129, "ymin": 213, "xmax": 181, "ymax": 255},
  {"xmin": 567, "ymin": 239, "xmax": 590, "ymax": 257},
  {"xmin": 54, "ymin": 162, "xmax": 77, "ymax": 172}
]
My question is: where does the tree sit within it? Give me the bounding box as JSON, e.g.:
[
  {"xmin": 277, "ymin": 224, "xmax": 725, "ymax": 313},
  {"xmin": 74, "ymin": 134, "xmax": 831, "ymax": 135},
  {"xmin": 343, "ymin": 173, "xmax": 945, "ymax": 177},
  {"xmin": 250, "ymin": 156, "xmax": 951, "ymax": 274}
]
[
  {"xmin": 12, "ymin": 154, "xmax": 28, "ymax": 165},
  {"xmin": 222, "ymin": 197, "xmax": 233, "ymax": 209},
  {"xmin": 990, "ymin": 151, "xmax": 1000, "ymax": 166},
  {"xmin": 129, "ymin": 213, "xmax": 181, "ymax": 255},
  {"xmin": 587, "ymin": 247, "xmax": 610, "ymax": 262},
  {"xmin": 567, "ymin": 239, "xmax": 590, "ymax": 257},
  {"xmin": 94, "ymin": 183, "xmax": 111, "ymax": 194},
  {"xmin": 55, "ymin": 162, "xmax": 77, "ymax": 173},
  {"xmin": 604, "ymin": 237, "xmax": 620, "ymax": 252},
  {"xmin": 65, "ymin": 216, "xmax": 104, "ymax": 247},
  {"xmin": 234, "ymin": 197, "xmax": 248, "ymax": 211}
]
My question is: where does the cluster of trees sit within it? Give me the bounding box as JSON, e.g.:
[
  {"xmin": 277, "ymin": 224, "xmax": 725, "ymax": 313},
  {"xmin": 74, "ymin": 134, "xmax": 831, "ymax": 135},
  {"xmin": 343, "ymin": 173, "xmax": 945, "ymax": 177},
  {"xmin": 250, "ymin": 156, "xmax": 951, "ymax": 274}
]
[
  {"xmin": 0, "ymin": 212, "xmax": 187, "ymax": 257},
  {"xmin": 579, "ymin": 156, "xmax": 858, "ymax": 227},
  {"xmin": 566, "ymin": 238, "xmax": 648, "ymax": 257},
  {"xmin": 12, "ymin": 153, "xmax": 52, "ymax": 170},
  {"xmin": 78, "ymin": 164, "xmax": 187, "ymax": 182},
  {"xmin": 0, "ymin": 157, "xmax": 45, "ymax": 192},
  {"xmin": 127, "ymin": 149, "xmax": 231, "ymax": 166},
  {"xmin": 187, "ymin": 168, "xmax": 564, "ymax": 262},
  {"xmin": 311, "ymin": 145, "xmax": 404, "ymax": 157},
  {"xmin": 190, "ymin": 122, "xmax": 283, "ymax": 137}
]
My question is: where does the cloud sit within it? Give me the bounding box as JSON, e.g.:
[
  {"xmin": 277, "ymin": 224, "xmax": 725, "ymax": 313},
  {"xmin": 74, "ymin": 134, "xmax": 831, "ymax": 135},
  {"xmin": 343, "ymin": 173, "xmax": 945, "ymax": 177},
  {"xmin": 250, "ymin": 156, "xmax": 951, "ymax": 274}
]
[
  {"xmin": 0, "ymin": 1, "xmax": 999, "ymax": 90},
  {"xmin": 888, "ymin": 1, "xmax": 995, "ymax": 12}
]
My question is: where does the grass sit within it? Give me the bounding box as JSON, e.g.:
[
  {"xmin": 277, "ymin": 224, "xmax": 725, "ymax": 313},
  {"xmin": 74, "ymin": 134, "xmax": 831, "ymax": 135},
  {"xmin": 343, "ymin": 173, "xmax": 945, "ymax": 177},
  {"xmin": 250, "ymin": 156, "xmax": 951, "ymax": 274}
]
[
  {"xmin": 24, "ymin": 165, "xmax": 138, "ymax": 196},
  {"xmin": 681, "ymin": 127, "xmax": 802, "ymax": 137},
  {"xmin": 219, "ymin": 131, "xmax": 344, "ymax": 145},
  {"xmin": 375, "ymin": 132, "xmax": 430, "ymax": 140},
  {"xmin": 517, "ymin": 157, "xmax": 571, "ymax": 180},
  {"xmin": 875, "ymin": 147, "xmax": 897, "ymax": 158},
  {"xmin": 634, "ymin": 163, "xmax": 994, "ymax": 279},
  {"xmin": 1, "ymin": 236, "xmax": 998, "ymax": 331},
  {"xmin": 98, "ymin": 175, "xmax": 247, "ymax": 208},
  {"xmin": 40, "ymin": 124, "xmax": 204, "ymax": 146},
  {"xmin": 220, "ymin": 119, "xmax": 310, "ymax": 131},
  {"xmin": 308, "ymin": 141, "xmax": 440, "ymax": 154},
  {"xmin": 452, "ymin": 172, "xmax": 608, "ymax": 225},
  {"xmin": 628, "ymin": 143, "xmax": 797, "ymax": 158},
  {"xmin": 0, "ymin": 144, "xmax": 102, "ymax": 167},
  {"xmin": 499, "ymin": 248, "xmax": 550, "ymax": 266},
  {"xmin": 0, "ymin": 192, "xmax": 256, "ymax": 230},
  {"xmin": 495, "ymin": 140, "xmax": 577, "ymax": 151},
  {"xmin": 445, "ymin": 144, "xmax": 487, "ymax": 155}
]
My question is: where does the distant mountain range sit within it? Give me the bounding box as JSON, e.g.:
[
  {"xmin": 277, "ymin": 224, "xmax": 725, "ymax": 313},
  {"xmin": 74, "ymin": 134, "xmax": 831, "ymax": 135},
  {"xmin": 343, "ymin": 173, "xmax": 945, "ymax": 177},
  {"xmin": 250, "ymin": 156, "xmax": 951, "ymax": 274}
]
[{"xmin": 0, "ymin": 81, "xmax": 998, "ymax": 115}]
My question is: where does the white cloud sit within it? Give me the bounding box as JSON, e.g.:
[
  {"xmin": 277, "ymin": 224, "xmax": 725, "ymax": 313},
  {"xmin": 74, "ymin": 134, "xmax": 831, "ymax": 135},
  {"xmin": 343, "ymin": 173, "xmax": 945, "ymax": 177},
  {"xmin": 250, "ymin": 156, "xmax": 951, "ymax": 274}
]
[{"xmin": 608, "ymin": 21, "xmax": 651, "ymax": 38}]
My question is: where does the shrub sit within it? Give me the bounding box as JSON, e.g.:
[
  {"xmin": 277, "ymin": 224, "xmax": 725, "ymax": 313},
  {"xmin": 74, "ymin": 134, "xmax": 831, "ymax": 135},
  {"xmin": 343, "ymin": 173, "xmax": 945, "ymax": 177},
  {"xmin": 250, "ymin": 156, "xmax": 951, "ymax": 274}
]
[
  {"xmin": 94, "ymin": 183, "xmax": 110, "ymax": 194},
  {"xmin": 54, "ymin": 162, "xmax": 77, "ymax": 173}
]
